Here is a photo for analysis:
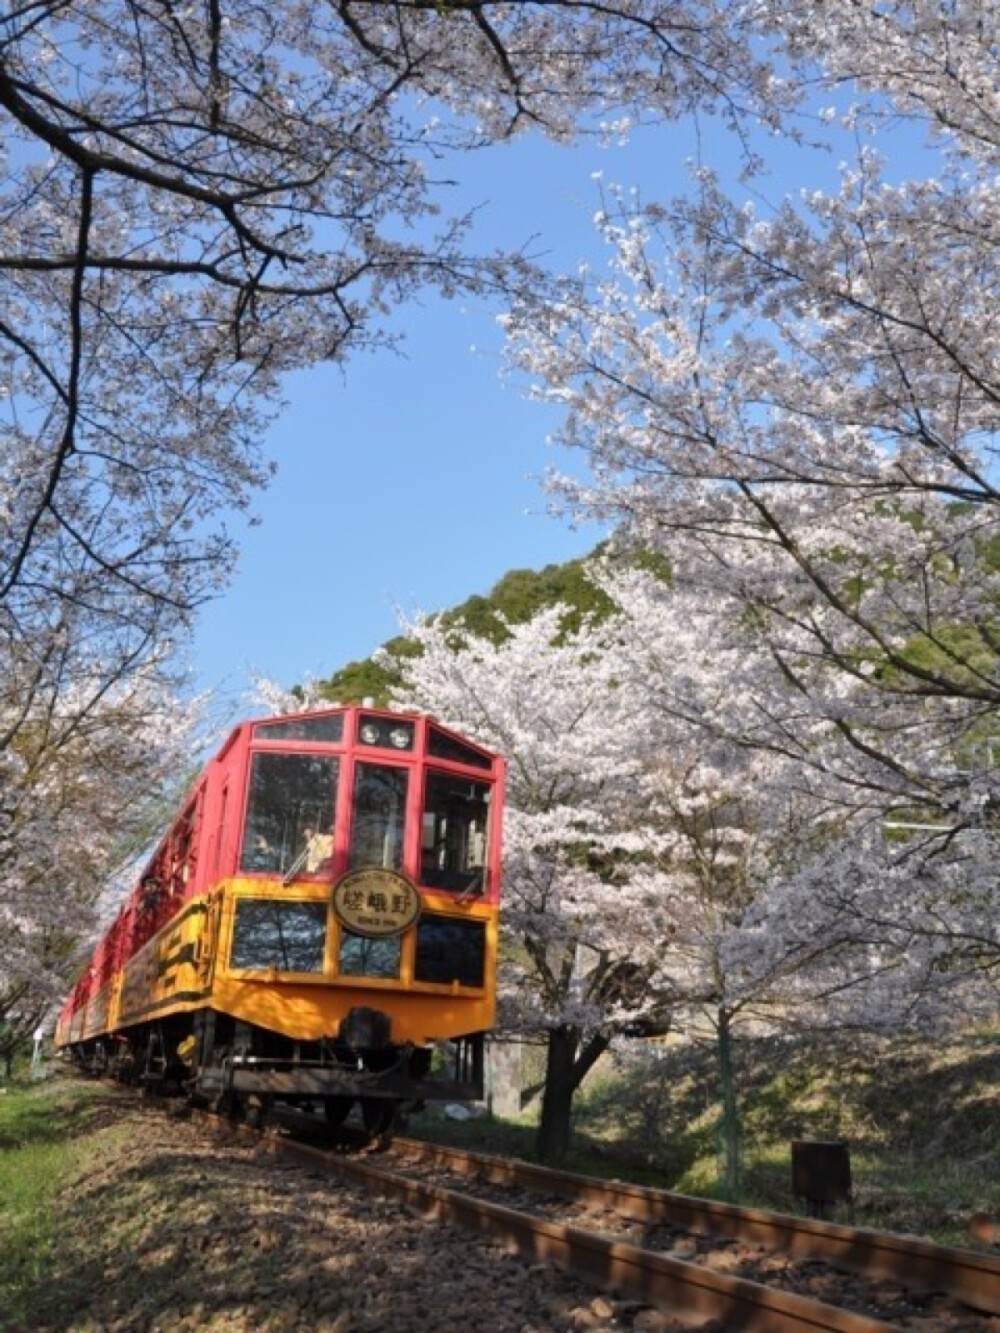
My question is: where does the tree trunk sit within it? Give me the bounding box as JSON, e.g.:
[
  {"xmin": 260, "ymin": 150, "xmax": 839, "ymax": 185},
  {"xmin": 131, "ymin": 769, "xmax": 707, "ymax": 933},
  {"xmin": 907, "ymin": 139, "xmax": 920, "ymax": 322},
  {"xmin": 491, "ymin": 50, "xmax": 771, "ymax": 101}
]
[
  {"xmin": 536, "ymin": 1024, "xmax": 580, "ymax": 1164},
  {"xmin": 716, "ymin": 1006, "xmax": 742, "ymax": 1197},
  {"xmin": 535, "ymin": 1025, "xmax": 611, "ymax": 1164}
]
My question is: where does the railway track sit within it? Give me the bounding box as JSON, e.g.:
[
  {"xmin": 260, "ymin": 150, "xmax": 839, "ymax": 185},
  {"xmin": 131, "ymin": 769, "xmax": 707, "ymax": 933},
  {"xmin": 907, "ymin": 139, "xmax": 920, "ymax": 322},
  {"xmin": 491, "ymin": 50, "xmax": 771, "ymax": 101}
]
[
  {"xmin": 390, "ymin": 1137, "xmax": 1000, "ymax": 1316},
  {"xmin": 211, "ymin": 1112, "xmax": 1000, "ymax": 1332}
]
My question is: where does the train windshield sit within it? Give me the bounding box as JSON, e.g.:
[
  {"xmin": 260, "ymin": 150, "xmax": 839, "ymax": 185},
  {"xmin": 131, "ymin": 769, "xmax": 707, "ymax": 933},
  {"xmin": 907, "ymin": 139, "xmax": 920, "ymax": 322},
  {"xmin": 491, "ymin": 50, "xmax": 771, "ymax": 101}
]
[
  {"xmin": 254, "ymin": 714, "xmax": 344, "ymax": 742},
  {"xmin": 348, "ymin": 763, "xmax": 408, "ymax": 871},
  {"xmin": 420, "ymin": 772, "xmax": 491, "ymax": 894},
  {"xmin": 240, "ymin": 753, "xmax": 339, "ymax": 876}
]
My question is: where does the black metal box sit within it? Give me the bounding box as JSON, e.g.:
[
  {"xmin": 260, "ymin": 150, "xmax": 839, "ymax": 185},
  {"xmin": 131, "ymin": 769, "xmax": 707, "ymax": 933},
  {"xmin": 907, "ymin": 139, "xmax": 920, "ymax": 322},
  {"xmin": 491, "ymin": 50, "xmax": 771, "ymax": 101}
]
[{"xmin": 791, "ymin": 1139, "xmax": 852, "ymax": 1204}]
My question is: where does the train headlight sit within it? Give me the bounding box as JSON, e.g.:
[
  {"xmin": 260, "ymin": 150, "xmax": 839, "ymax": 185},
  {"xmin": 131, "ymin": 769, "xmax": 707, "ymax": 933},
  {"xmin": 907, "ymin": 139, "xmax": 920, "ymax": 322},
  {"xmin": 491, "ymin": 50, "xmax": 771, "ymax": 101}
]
[
  {"xmin": 389, "ymin": 726, "xmax": 411, "ymax": 749},
  {"xmin": 360, "ymin": 723, "xmax": 381, "ymax": 744}
]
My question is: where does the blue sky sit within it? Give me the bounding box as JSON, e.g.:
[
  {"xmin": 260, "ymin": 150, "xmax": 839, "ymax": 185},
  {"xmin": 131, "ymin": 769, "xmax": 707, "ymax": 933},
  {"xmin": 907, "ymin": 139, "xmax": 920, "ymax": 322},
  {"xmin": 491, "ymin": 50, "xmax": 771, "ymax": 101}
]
[
  {"xmin": 191, "ymin": 128, "xmax": 649, "ymax": 708},
  {"xmin": 191, "ymin": 293, "xmax": 605, "ymax": 710},
  {"xmin": 190, "ymin": 106, "xmax": 913, "ymax": 714}
]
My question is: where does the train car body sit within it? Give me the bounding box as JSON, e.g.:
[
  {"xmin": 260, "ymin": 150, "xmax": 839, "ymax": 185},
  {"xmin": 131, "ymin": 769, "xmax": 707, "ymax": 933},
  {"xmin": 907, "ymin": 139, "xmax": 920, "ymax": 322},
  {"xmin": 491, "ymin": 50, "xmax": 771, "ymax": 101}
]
[{"xmin": 56, "ymin": 706, "xmax": 504, "ymax": 1126}]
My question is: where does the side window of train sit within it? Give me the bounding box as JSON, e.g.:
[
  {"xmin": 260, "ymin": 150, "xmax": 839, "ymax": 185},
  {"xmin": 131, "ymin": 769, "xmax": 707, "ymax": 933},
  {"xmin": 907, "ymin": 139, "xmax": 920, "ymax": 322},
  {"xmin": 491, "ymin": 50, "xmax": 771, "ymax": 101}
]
[
  {"xmin": 212, "ymin": 784, "xmax": 229, "ymax": 880},
  {"xmin": 420, "ymin": 772, "xmax": 491, "ymax": 894},
  {"xmin": 348, "ymin": 763, "xmax": 408, "ymax": 872},
  {"xmin": 239, "ymin": 752, "xmax": 339, "ymax": 876},
  {"xmin": 170, "ymin": 801, "xmax": 198, "ymax": 898}
]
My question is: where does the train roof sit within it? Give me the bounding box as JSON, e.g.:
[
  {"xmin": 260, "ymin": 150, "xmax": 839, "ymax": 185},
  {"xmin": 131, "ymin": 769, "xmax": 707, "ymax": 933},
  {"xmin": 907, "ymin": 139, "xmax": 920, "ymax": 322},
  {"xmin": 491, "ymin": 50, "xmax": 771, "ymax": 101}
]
[{"xmin": 213, "ymin": 703, "xmax": 500, "ymax": 761}]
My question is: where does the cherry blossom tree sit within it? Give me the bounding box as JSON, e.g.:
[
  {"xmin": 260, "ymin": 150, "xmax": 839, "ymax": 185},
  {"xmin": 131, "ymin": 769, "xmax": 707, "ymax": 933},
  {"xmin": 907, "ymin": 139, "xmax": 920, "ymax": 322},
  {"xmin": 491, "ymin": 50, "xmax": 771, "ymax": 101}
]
[
  {"xmin": 598, "ymin": 559, "xmax": 1000, "ymax": 1186},
  {"xmin": 588, "ymin": 566, "xmax": 796, "ymax": 1188},
  {"xmin": 0, "ymin": 974, "xmax": 49, "ymax": 1076},
  {"xmin": 0, "ymin": 1, "xmax": 794, "ymax": 955},
  {"xmin": 387, "ymin": 603, "xmax": 685, "ymax": 1160},
  {"xmin": 385, "ymin": 579, "xmax": 851, "ymax": 1168},
  {"xmin": 502, "ymin": 3, "xmax": 1000, "ymax": 984},
  {"xmin": 0, "ymin": 1, "xmax": 788, "ymax": 681},
  {"xmin": 0, "ymin": 655, "xmax": 205, "ymax": 1033},
  {"xmin": 269, "ymin": 548, "xmax": 986, "ymax": 1173},
  {"xmin": 728, "ymin": 831, "xmax": 1000, "ymax": 1040}
]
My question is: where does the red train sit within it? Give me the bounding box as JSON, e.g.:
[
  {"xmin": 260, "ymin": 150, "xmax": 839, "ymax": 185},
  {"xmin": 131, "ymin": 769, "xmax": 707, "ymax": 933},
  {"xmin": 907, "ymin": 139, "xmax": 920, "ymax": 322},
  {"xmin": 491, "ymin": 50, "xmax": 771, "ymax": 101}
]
[{"xmin": 56, "ymin": 705, "xmax": 504, "ymax": 1132}]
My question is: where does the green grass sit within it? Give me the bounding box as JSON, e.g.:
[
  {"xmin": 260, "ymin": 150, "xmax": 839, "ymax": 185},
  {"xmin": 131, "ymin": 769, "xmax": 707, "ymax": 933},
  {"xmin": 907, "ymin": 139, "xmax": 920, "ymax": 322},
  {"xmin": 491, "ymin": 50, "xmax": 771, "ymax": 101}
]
[{"xmin": 0, "ymin": 1076, "xmax": 123, "ymax": 1329}]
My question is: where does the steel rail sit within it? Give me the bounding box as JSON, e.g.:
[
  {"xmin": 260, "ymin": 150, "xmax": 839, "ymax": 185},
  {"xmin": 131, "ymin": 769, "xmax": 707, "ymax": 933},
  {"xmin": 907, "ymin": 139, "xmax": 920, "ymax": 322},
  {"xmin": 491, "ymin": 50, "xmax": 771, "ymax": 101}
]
[
  {"xmin": 221, "ymin": 1127, "xmax": 903, "ymax": 1333},
  {"xmin": 393, "ymin": 1137, "xmax": 1000, "ymax": 1317}
]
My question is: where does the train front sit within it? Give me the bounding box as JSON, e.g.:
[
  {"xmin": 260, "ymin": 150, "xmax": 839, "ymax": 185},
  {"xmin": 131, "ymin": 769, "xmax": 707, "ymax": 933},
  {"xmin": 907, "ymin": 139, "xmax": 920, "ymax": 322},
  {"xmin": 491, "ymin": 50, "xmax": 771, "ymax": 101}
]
[{"xmin": 189, "ymin": 707, "xmax": 504, "ymax": 1128}]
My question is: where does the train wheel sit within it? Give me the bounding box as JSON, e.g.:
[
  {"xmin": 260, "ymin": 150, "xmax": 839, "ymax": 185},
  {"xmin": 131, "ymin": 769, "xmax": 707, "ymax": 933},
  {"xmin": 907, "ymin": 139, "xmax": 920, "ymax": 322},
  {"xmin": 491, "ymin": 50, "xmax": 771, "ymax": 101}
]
[
  {"xmin": 360, "ymin": 1097, "xmax": 398, "ymax": 1137},
  {"xmin": 244, "ymin": 1095, "xmax": 271, "ymax": 1130},
  {"xmin": 324, "ymin": 1096, "xmax": 354, "ymax": 1127},
  {"xmin": 210, "ymin": 1090, "xmax": 243, "ymax": 1122}
]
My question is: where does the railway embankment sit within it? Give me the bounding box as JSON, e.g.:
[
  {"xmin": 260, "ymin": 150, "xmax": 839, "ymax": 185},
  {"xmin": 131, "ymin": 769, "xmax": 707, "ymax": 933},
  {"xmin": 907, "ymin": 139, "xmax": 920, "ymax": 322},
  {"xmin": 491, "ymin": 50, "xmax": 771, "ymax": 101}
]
[
  {"xmin": 416, "ymin": 1028, "xmax": 1000, "ymax": 1249},
  {"xmin": 0, "ymin": 1077, "xmax": 640, "ymax": 1333},
  {"xmin": 3, "ymin": 1026, "xmax": 1000, "ymax": 1332}
]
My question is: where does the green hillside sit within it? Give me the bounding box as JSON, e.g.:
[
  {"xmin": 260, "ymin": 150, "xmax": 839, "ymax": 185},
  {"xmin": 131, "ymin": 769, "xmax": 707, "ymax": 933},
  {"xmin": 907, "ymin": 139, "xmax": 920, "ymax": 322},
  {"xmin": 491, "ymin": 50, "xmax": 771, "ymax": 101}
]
[{"xmin": 317, "ymin": 549, "xmax": 612, "ymax": 706}]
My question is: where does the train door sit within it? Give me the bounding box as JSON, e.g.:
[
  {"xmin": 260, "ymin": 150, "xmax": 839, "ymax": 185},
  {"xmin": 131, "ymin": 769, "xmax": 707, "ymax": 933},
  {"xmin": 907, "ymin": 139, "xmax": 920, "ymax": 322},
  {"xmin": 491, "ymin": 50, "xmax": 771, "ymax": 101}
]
[{"xmin": 196, "ymin": 890, "xmax": 223, "ymax": 993}]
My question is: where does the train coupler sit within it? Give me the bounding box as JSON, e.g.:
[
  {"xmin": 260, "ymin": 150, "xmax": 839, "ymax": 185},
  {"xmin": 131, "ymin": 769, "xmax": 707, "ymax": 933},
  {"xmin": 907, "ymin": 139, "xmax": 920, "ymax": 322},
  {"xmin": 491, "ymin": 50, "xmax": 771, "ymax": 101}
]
[{"xmin": 339, "ymin": 1006, "xmax": 392, "ymax": 1051}]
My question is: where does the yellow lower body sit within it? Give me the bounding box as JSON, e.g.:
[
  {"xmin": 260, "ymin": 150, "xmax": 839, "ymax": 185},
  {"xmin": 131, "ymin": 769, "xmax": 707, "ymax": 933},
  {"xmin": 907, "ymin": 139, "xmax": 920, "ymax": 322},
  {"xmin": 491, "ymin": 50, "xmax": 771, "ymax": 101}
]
[{"xmin": 58, "ymin": 879, "xmax": 497, "ymax": 1051}]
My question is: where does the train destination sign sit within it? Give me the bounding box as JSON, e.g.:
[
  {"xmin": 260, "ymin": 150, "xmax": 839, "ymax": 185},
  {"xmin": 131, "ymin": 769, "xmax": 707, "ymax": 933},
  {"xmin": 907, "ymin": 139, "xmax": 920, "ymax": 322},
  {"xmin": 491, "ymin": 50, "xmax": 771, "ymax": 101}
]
[{"xmin": 333, "ymin": 867, "xmax": 422, "ymax": 938}]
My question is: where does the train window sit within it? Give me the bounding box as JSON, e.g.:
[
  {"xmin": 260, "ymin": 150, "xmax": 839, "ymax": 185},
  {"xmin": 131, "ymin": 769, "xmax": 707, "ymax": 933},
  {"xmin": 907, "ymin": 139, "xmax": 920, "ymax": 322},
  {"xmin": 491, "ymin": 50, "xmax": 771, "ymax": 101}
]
[
  {"xmin": 255, "ymin": 715, "xmax": 344, "ymax": 742},
  {"xmin": 348, "ymin": 763, "xmax": 408, "ymax": 871},
  {"xmin": 427, "ymin": 726, "xmax": 493, "ymax": 770},
  {"xmin": 357, "ymin": 714, "xmax": 415, "ymax": 751},
  {"xmin": 170, "ymin": 801, "xmax": 198, "ymax": 898},
  {"xmin": 420, "ymin": 772, "xmax": 490, "ymax": 894},
  {"xmin": 338, "ymin": 931, "xmax": 402, "ymax": 979},
  {"xmin": 239, "ymin": 753, "xmax": 339, "ymax": 876},
  {"xmin": 414, "ymin": 917, "xmax": 486, "ymax": 988},
  {"xmin": 230, "ymin": 900, "xmax": 327, "ymax": 972}
]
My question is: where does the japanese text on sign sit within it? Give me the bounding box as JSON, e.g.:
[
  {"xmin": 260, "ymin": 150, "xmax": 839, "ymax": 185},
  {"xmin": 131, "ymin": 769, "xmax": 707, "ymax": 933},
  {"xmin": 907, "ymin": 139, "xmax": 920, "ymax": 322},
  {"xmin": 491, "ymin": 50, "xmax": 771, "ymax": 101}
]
[{"xmin": 332, "ymin": 867, "xmax": 421, "ymax": 937}]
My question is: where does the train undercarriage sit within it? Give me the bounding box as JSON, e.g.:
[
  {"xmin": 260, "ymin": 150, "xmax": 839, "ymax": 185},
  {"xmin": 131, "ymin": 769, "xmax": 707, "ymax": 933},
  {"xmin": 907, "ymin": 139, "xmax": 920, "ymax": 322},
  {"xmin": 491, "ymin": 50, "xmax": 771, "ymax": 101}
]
[{"xmin": 65, "ymin": 1005, "xmax": 486, "ymax": 1139}]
